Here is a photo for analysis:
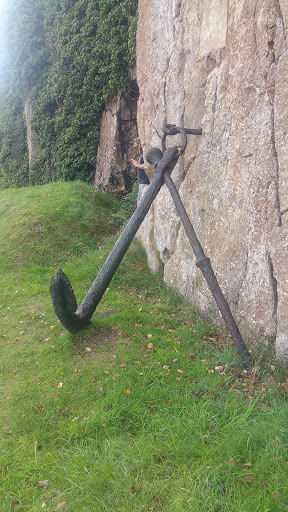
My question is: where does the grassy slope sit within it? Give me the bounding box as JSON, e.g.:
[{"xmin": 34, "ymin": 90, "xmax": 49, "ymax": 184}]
[{"xmin": 0, "ymin": 182, "xmax": 287, "ymax": 512}]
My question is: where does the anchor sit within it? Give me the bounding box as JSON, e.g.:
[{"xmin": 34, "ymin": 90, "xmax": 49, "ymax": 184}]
[
  {"xmin": 50, "ymin": 143, "xmax": 181, "ymax": 333},
  {"xmin": 50, "ymin": 124, "xmax": 251, "ymax": 364}
]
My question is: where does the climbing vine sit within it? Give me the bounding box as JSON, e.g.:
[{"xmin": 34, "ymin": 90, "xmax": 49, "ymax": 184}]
[{"xmin": 0, "ymin": 0, "xmax": 138, "ymax": 188}]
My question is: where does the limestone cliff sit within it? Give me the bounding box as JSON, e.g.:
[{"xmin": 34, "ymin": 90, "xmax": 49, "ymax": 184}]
[
  {"xmin": 136, "ymin": 0, "xmax": 288, "ymax": 357},
  {"xmin": 94, "ymin": 80, "xmax": 139, "ymax": 197},
  {"xmin": 24, "ymin": 95, "xmax": 39, "ymax": 171}
]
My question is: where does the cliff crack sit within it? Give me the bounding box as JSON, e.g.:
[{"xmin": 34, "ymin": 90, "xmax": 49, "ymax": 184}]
[
  {"xmin": 174, "ymin": 0, "xmax": 182, "ymax": 20},
  {"xmin": 275, "ymin": 0, "xmax": 287, "ymax": 44},
  {"xmin": 267, "ymin": 251, "xmax": 278, "ymax": 321},
  {"xmin": 270, "ymin": 87, "xmax": 282, "ymax": 227}
]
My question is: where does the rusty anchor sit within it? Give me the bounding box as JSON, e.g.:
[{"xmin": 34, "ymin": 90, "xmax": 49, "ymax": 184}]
[
  {"xmin": 50, "ymin": 124, "xmax": 251, "ymax": 364},
  {"xmin": 50, "ymin": 145, "xmax": 180, "ymax": 333}
]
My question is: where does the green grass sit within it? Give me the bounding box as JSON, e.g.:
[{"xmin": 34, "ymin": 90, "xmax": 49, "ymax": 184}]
[{"xmin": 0, "ymin": 182, "xmax": 288, "ymax": 512}]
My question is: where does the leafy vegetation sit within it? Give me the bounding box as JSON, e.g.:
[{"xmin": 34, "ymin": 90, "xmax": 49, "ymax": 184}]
[
  {"xmin": 0, "ymin": 0, "xmax": 138, "ymax": 188},
  {"xmin": 1, "ymin": 182, "xmax": 288, "ymax": 511},
  {"xmin": 111, "ymin": 179, "xmax": 138, "ymax": 224}
]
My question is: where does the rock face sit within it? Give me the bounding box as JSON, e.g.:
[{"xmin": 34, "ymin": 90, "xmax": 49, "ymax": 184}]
[
  {"xmin": 136, "ymin": 0, "xmax": 288, "ymax": 357},
  {"xmin": 24, "ymin": 95, "xmax": 39, "ymax": 170},
  {"xmin": 94, "ymin": 80, "xmax": 139, "ymax": 197}
]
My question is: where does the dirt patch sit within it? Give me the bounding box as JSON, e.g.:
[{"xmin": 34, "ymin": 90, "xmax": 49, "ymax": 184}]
[
  {"xmin": 28, "ymin": 222, "xmax": 44, "ymax": 231},
  {"xmin": 95, "ymin": 310, "xmax": 121, "ymax": 319},
  {"xmin": 76, "ymin": 327, "xmax": 119, "ymax": 356}
]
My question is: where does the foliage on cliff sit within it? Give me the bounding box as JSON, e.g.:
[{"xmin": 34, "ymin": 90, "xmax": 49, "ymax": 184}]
[{"xmin": 0, "ymin": 0, "xmax": 137, "ymax": 188}]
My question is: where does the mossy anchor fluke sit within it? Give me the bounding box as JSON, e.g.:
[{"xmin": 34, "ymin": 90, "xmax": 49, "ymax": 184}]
[{"xmin": 50, "ymin": 146, "xmax": 180, "ymax": 333}]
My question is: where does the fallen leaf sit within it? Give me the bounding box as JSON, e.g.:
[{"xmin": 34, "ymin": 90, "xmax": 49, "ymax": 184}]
[
  {"xmin": 147, "ymin": 343, "xmax": 153, "ymax": 349},
  {"xmin": 120, "ymin": 362, "xmax": 127, "ymax": 368},
  {"xmin": 177, "ymin": 369, "xmax": 184, "ymax": 374},
  {"xmin": 4, "ymin": 429, "xmax": 12, "ymax": 434},
  {"xmin": 55, "ymin": 502, "xmax": 67, "ymax": 511},
  {"xmin": 90, "ymin": 376, "xmax": 96, "ymax": 382},
  {"xmin": 230, "ymin": 458, "xmax": 238, "ymax": 466},
  {"xmin": 54, "ymin": 382, "xmax": 63, "ymax": 388},
  {"xmin": 85, "ymin": 347, "xmax": 92, "ymax": 352},
  {"xmin": 30, "ymin": 441, "xmax": 39, "ymax": 448},
  {"xmin": 272, "ymin": 491, "xmax": 282, "ymax": 500},
  {"xmin": 147, "ymin": 334, "xmax": 153, "ymax": 338},
  {"xmin": 37, "ymin": 479, "xmax": 49, "ymax": 487},
  {"xmin": 243, "ymin": 474, "xmax": 253, "ymax": 483},
  {"xmin": 12, "ymin": 504, "xmax": 19, "ymax": 510},
  {"xmin": 123, "ymin": 389, "xmax": 131, "ymax": 395},
  {"xmin": 215, "ymin": 365, "xmax": 224, "ymax": 373}
]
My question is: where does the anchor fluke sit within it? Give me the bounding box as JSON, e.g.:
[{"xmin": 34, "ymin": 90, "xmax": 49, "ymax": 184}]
[{"xmin": 50, "ymin": 268, "xmax": 90, "ymax": 333}]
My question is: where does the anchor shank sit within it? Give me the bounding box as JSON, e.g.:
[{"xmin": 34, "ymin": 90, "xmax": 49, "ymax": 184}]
[{"xmin": 76, "ymin": 148, "xmax": 179, "ymax": 321}]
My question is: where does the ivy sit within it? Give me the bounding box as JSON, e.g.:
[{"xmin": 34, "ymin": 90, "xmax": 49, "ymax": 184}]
[
  {"xmin": 0, "ymin": 0, "xmax": 138, "ymax": 187},
  {"xmin": 0, "ymin": 91, "xmax": 29, "ymax": 188}
]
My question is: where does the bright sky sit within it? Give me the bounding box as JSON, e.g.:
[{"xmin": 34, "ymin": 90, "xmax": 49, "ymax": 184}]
[
  {"xmin": 0, "ymin": 0, "xmax": 7, "ymax": 83},
  {"xmin": 0, "ymin": 0, "xmax": 7, "ymax": 21},
  {"xmin": 0, "ymin": 0, "xmax": 6, "ymax": 27}
]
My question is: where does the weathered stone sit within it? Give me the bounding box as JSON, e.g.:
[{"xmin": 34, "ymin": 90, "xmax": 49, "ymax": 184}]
[
  {"xmin": 199, "ymin": 0, "xmax": 228, "ymax": 58},
  {"xmin": 136, "ymin": 0, "xmax": 288, "ymax": 357},
  {"xmin": 24, "ymin": 95, "xmax": 39, "ymax": 171},
  {"xmin": 94, "ymin": 81, "xmax": 139, "ymax": 197}
]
